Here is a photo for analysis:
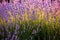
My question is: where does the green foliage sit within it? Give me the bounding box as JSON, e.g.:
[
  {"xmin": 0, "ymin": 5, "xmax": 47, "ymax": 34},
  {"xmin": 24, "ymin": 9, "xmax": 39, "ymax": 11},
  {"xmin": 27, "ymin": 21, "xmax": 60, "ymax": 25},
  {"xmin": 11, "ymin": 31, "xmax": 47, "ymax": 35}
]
[{"xmin": 0, "ymin": 19, "xmax": 60, "ymax": 40}]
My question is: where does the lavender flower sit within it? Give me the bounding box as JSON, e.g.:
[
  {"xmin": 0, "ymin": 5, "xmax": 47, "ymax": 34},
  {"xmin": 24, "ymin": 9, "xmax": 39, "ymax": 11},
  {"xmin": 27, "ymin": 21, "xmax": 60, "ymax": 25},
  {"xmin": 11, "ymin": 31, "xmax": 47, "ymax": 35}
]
[
  {"xmin": 26, "ymin": 7, "xmax": 30, "ymax": 14},
  {"xmin": 11, "ymin": 34, "xmax": 15, "ymax": 40},
  {"xmin": 16, "ymin": 24, "xmax": 19, "ymax": 30},
  {"xmin": 7, "ymin": 32, "xmax": 11, "ymax": 40},
  {"xmin": 54, "ymin": 14, "xmax": 57, "ymax": 19},
  {"xmin": 51, "ymin": 0, "xmax": 55, "ymax": 3},
  {"xmin": 5, "ymin": 3, "xmax": 12, "ymax": 11},
  {"xmin": 30, "ymin": 15, "xmax": 36, "ymax": 20},
  {"xmin": 57, "ymin": 0, "xmax": 60, "ymax": 7},
  {"xmin": 32, "ymin": 10, "xmax": 35, "ymax": 15}
]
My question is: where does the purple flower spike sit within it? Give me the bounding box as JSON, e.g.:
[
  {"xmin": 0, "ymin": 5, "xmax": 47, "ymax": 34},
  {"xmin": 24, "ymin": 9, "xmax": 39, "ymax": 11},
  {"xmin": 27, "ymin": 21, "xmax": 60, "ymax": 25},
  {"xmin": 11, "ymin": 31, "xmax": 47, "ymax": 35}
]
[
  {"xmin": 27, "ymin": 7, "xmax": 30, "ymax": 14},
  {"xmin": 16, "ymin": 24, "xmax": 19, "ymax": 30},
  {"xmin": 51, "ymin": 0, "xmax": 55, "ymax": 3},
  {"xmin": 7, "ymin": 32, "xmax": 11, "ymax": 38},
  {"xmin": 11, "ymin": 35, "xmax": 15, "ymax": 40},
  {"xmin": 32, "ymin": 10, "xmax": 35, "ymax": 15},
  {"xmin": 54, "ymin": 14, "xmax": 56, "ymax": 19},
  {"xmin": 30, "ymin": 16, "xmax": 36, "ymax": 20},
  {"xmin": 5, "ymin": 3, "xmax": 12, "ymax": 11}
]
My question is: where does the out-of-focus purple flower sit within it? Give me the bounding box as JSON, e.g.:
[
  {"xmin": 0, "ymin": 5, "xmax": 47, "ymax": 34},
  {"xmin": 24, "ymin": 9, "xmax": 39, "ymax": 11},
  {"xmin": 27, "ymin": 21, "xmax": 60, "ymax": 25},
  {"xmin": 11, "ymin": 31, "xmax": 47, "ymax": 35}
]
[
  {"xmin": 10, "ymin": 3, "xmax": 25, "ymax": 19},
  {"xmin": 46, "ymin": 11, "xmax": 49, "ymax": 21},
  {"xmin": 16, "ymin": 3, "xmax": 21, "ymax": 10},
  {"xmin": 19, "ymin": 5, "xmax": 25, "ymax": 14},
  {"xmin": 13, "ymin": 24, "xmax": 19, "ymax": 35},
  {"xmin": 26, "ymin": 7, "xmax": 30, "ymax": 14},
  {"xmin": 16, "ymin": 24, "xmax": 19, "ymax": 30},
  {"xmin": 57, "ymin": 0, "xmax": 60, "ymax": 7},
  {"xmin": 4, "ymin": 26, "xmax": 8, "ymax": 32},
  {"xmin": 19, "ymin": 0, "xmax": 22, "ymax": 3},
  {"xmin": 32, "ymin": 10, "xmax": 35, "ymax": 15},
  {"xmin": 33, "ymin": 0, "xmax": 39, "ymax": 8},
  {"xmin": 11, "ymin": 34, "xmax": 15, "ymax": 40},
  {"xmin": 54, "ymin": 14, "xmax": 57, "ymax": 19},
  {"xmin": 7, "ymin": 32, "xmax": 11, "ymax": 38},
  {"xmin": 11, "ymin": 35, "xmax": 19, "ymax": 40},
  {"xmin": 0, "ymin": 4, "xmax": 11, "ymax": 23},
  {"xmin": 57, "ymin": 0, "xmax": 60, "ymax": 3},
  {"xmin": 30, "ymin": 16, "xmax": 36, "ymax": 20},
  {"xmin": 8, "ymin": 22, "xmax": 14, "ymax": 27},
  {"xmin": 14, "ymin": 30, "xmax": 17, "ymax": 35},
  {"xmin": 51, "ymin": 0, "xmax": 55, "ymax": 3},
  {"xmin": 5, "ymin": 3, "xmax": 12, "ymax": 11},
  {"xmin": 0, "ymin": 4, "xmax": 6, "ymax": 15}
]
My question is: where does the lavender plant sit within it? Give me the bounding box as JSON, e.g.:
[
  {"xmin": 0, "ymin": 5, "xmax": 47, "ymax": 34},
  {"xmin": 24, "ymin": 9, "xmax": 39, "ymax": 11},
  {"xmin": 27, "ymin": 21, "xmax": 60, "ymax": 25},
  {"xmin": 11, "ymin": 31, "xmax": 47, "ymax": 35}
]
[{"xmin": 0, "ymin": 0, "xmax": 60, "ymax": 40}]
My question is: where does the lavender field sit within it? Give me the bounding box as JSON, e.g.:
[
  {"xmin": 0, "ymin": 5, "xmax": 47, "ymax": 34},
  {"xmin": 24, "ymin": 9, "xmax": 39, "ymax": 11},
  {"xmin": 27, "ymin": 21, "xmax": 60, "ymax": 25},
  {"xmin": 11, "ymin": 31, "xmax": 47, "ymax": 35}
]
[{"xmin": 0, "ymin": 0, "xmax": 60, "ymax": 40}]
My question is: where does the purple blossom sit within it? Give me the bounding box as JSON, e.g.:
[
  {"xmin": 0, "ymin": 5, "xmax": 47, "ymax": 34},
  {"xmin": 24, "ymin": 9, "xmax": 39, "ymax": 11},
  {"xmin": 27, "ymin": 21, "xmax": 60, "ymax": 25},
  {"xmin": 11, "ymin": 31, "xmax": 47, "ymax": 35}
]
[
  {"xmin": 26, "ymin": 7, "xmax": 30, "ymax": 14},
  {"xmin": 16, "ymin": 24, "xmax": 19, "ymax": 30},
  {"xmin": 11, "ymin": 34, "xmax": 15, "ymax": 40},
  {"xmin": 7, "ymin": 32, "xmax": 11, "ymax": 38},
  {"xmin": 0, "ymin": 4, "xmax": 11, "ymax": 23},
  {"xmin": 51, "ymin": 0, "xmax": 55, "ymax": 3},
  {"xmin": 32, "ymin": 10, "xmax": 35, "ymax": 15},
  {"xmin": 57, "ymin": 0, "xmax": 60, "ymax": 7},
  {"xmin": 14, "ymin": 30, "xmax": 17, "ymax": 35},
  {"xmin": 54, "ymin": 14, "xmax": 57, "ymax": 19},
  {"xmin": 19, "ymin": 5, "xmax": 25, "ymax": 14},
  {"xmin": 30, "ymin": 15, "xmax": 36, "ymax": 20},
  {"xmin": 5, "ymin": 3, "xmax": 12, "ymax": 11},
  {"xmin": 7, "ymin": 22, "xmax": 14, "ymax": 27}
]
